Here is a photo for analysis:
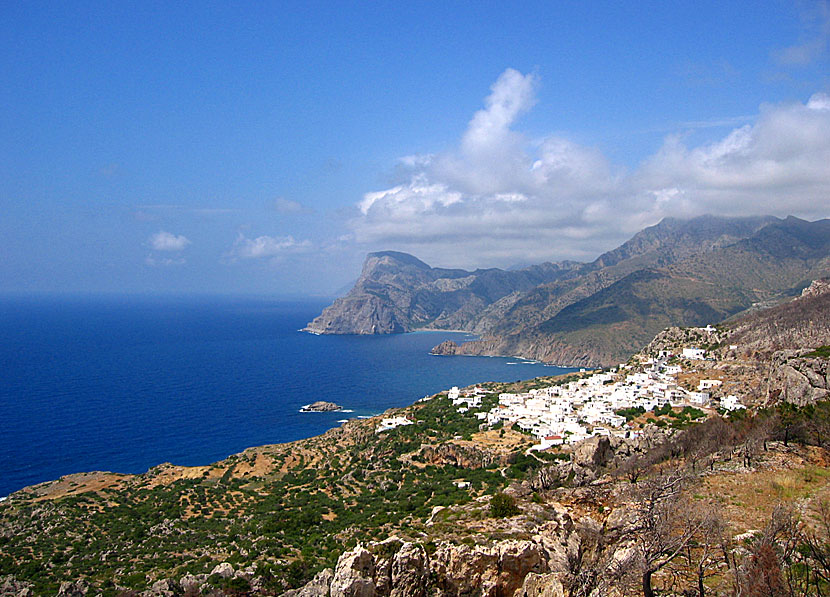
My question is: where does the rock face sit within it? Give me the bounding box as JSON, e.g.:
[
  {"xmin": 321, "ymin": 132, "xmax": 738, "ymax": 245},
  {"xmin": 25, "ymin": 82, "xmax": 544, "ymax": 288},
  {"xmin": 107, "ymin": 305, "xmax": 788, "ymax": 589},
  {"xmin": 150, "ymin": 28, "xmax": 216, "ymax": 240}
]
[
  {"xmin": 768, "ymin": 349, "xmax": 830, "ymax": 406},
  {"xmin": 305, "ymin": 251, "xmax": 575, "ymax": 336},
  {"xmin": 309, "ymin": 216, "xmax": 830, "ymax": 366},
  {"xmin": 430, "ymin": 340, "xmax": 460, "ymax": 356},
  {"xmin": 298, "ymin": 538, "xmax": 564, "ymax": 597},
  {"xmin": 417, "ymin": 443, "xmax": 511, "ymax": 469},
  {"xmin": 330, "ymin": 546, "xmax": 377, "ymax": 597},
  {"xmin": 283, "ymin": 569, "xmax": 335, "ymax": 597}
]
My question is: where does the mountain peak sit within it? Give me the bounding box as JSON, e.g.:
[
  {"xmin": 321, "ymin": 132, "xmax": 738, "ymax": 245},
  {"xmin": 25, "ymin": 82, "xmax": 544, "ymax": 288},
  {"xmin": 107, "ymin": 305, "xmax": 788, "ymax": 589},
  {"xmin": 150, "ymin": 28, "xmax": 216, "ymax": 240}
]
[{"xmin": 366, "ymin": 251, "xmax": 431, "ymax": 270}]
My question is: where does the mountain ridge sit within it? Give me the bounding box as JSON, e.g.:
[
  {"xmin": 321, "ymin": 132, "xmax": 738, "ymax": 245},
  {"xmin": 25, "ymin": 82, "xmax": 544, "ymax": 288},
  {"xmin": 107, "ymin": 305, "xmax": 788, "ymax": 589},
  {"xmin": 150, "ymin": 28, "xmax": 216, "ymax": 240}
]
[{"xmin": 307, "ymin": 215, "xmax": 830, "ymax": 366}]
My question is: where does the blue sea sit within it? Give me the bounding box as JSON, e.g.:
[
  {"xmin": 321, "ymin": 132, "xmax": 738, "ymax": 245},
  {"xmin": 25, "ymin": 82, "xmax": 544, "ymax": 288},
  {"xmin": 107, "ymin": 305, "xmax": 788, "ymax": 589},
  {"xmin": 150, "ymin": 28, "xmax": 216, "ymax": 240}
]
[{"xmin": 0, "ymin": 296, "xmax": 572, "ymax": 497}]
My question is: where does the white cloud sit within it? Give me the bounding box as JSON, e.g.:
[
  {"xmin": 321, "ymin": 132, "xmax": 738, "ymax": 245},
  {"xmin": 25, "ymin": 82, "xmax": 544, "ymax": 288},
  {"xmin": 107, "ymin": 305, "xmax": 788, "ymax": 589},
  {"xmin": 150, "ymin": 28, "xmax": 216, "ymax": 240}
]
[
  {"xmin": 228, "ymin": 234, "xmax": 311, "ymax": 260},
  {"xmin": 149, "ymin": 231, "xmax": 191, "ymax": 252},
  {"xmin": 349, "ymin": 69, "xmax": 830, "ymax": 269}
]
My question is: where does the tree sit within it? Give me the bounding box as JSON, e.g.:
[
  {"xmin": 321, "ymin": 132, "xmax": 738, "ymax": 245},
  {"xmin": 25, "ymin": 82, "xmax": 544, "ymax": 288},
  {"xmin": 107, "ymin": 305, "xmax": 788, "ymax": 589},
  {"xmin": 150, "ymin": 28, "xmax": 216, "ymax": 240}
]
[
  {"xmin": 627, "ymin": 468, "xmax": 705, "ymax": 597},
  {"xmin": 681, "ymin": 505, "xmax": 727, "ymax": 597}
]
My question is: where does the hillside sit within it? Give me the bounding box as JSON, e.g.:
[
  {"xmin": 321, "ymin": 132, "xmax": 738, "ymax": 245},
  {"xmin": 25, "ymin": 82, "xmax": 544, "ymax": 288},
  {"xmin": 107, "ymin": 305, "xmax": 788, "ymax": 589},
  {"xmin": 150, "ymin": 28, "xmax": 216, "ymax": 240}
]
[
  {"xmin": 307, "ymin": 216, "xmax": 779, "ymax": 341},
  {"xmin": 411, "ymin": 216, "xmax": 830, "ymax": 366},
  {"xmin": 304, "ymin": 251, "xmax": 580, "ymax": 334}
]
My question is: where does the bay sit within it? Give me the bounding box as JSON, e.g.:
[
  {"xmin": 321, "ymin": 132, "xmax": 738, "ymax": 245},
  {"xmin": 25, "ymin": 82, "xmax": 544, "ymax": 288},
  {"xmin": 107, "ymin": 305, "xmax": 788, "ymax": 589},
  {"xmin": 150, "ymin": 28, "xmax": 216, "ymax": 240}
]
[{"xmin": 0, "ymin": 295, "xmax": 572, "ymax": 497}]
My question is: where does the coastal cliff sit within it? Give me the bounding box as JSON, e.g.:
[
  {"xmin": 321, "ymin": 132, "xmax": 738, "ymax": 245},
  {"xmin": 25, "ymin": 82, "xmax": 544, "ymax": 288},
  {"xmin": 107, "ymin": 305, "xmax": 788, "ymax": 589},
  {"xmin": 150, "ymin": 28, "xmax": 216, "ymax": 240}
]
[
  {"xmin": 313, "ymin": 216, "xmax": 830, "ymax": 367},
  {"xmin": 304, "ymin": 251, "xmax": 578, "ymax": 335}
]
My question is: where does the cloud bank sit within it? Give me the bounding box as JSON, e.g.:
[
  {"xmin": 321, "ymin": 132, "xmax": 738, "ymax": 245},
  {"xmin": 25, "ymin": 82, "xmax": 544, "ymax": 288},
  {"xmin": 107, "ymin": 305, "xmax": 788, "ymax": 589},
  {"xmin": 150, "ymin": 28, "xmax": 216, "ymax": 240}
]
[{"xmin": 350, "ymin": 68, "xmax": 830, "ymax": 268}]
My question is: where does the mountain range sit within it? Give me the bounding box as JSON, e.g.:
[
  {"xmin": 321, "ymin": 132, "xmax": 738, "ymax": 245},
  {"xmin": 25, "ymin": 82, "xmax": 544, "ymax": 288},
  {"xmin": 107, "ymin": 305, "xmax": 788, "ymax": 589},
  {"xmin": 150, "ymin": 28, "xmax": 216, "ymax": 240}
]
[{"xmin": 306, "ymin": 215, "xmax": 830, "ymax": 366}]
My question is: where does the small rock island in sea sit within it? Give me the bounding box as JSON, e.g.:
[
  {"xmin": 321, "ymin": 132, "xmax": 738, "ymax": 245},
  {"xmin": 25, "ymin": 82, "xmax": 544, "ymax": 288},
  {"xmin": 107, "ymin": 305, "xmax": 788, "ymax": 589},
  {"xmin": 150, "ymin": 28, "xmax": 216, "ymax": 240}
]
[{"xmin": 299, "ymin": 400, "xmax": 342, "ymax": 412}]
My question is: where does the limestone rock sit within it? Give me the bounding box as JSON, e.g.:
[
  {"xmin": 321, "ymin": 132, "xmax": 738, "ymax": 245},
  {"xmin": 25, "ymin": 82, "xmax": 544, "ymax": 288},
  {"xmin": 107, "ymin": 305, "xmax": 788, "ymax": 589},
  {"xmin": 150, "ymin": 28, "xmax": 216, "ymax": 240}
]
[
  {"xmin": 330, "ymin": 546, "xmax": 376, "ymax": 597},
  {"xmin": 210, "ymin": 562, "xmax": 234, "ymax": 579},
  {"xmin": 768, "ymin": 350, "xmax": 830, "ymax": 406},
  {"xmin": 0, "ymin": 577, "xmax": 33, "ymax": 597},
  {"xmin": 149, "ymin": 579, "xmax": 177, "ymax": 596},
  {"xmin": 283, "ymin": 568, "xmax": 334, "ymax": 597},
  {"xmin": 516, "ymin": 573, "xmax": 566, "ymax": 597},
  {"xmin": 431, "ymin": 540, "xmax": 547, "ymax": 597},
  {"xmin": 179, "ymin": 574, "xmax": 202, "ymax": 594},
  {"xmin": 55, "ymin": 581, "xmax": 88, "ymax": 597},
  {"xmin": 572, "ymin": 437, "xmax": 613, "ymax": 470},
  {"xmin": 390, "ymin": 542, "xmax": 429, "ymax": 597}
]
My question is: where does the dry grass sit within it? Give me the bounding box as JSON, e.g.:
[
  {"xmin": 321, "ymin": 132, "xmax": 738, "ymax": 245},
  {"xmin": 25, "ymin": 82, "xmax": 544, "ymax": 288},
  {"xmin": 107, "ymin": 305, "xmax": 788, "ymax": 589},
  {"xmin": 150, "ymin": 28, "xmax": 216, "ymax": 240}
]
[{"xmin": 694, "ymin": 446, "xmax": 830, "ymax": 533}]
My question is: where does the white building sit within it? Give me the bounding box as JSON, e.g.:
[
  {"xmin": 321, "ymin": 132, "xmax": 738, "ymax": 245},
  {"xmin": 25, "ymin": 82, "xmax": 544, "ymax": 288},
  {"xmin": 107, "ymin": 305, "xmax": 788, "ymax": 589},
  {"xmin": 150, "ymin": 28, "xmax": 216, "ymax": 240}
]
[
  {"xmin": 721, "ymin": 395, "xmax": 745, "ymax": 411},
  {"xmin": 688, "ymin": 391, "xmax": 710, "ymax": 406},
  {"xmin": 682, "ymin": 348, "xmax": 706, "ymax": 360},
  {"xmin": 376, "ymin": 416, "xmax": 414, "ymax": 433}
]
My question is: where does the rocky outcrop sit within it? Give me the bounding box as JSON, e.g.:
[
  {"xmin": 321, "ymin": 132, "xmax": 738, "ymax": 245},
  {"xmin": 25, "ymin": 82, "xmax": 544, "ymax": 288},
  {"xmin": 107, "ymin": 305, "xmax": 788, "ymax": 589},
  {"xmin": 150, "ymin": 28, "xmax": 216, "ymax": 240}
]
[
  {"xmin": 571, "ymin": 437, "xmax": 614, "ymax": 470},
  {"xmin": 767, "ymin": 349, "xmax": 830, "ymax": 407},
  {"xmin": 516, "ymin": 573, "xmax": 566, "ymax": 597},
  {"xmin": 431, "ymin": 340, "xmax": 460, "ymax": 356},
  {"xmin": 431, "ymin": 541, "xmax": 548, "ymax": 597},
  {"xmin": 529, "ymin": 428, "xmax": 671, "ymax": 490},
  {"xmin": 283, "ymin": 569, "xmax": 334, "ymax": 597},
  {"xmin": 301, "ymin": 401, "xmax": 343, "ymax": 412},
  {"xmin": 417, "ymin": 443, "xmax": 511, "ymax": 469},
  {"xmin": 292, "ymin": 538, "xmax": 563, "ymax": 597},
  {"xmin": 1, "ymin": 576, "xmax": 33, "ymax": 597},
  {"xmin": 330, "ymin": 546, "xmax": 377, "ymax": 597}
]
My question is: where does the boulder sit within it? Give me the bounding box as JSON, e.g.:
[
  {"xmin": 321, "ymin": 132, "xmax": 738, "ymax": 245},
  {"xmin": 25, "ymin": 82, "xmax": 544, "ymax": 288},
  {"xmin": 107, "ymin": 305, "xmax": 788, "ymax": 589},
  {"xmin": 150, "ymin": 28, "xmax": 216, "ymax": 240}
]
[
  {"xmin": 149, "ymin": 579, "xmax": 177, "ymax": 596},
  {"xmin": 769, "ymin": 350, "xmax": 830, "ymax": 406},
  {"xmin": 179, "ymin": 574, "xmax": 201, "ymax": 594},
  {"xmin": 210, "ymin": 562, "xmax": 234, "ymax": 579},
  {"xmin": 572, "ymin": 437, "xmax": 613, "ymax": 470},
  {"xmin": 55, "ymin": 581, "xmax": 88, "ymax": 597}
]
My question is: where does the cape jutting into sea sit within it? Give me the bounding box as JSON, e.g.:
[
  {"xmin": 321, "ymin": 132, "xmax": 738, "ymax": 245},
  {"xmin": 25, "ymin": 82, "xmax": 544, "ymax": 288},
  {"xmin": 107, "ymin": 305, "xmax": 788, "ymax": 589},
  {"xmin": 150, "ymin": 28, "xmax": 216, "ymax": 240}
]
[{"xmin": 0, "ymin": 295, "xmax": 574, "ymax": 497}]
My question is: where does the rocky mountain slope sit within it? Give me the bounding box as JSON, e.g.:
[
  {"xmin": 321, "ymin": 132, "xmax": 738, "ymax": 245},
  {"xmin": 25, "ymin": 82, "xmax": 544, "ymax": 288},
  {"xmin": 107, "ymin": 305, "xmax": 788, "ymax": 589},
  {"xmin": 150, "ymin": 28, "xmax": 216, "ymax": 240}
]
[
  {"xmin": 304, "ymin": 251, "xmax": 581, "ymax": 334},
  {"xmin": 310, "ymin": 216, "xmax": 830, "ymax": 367}
]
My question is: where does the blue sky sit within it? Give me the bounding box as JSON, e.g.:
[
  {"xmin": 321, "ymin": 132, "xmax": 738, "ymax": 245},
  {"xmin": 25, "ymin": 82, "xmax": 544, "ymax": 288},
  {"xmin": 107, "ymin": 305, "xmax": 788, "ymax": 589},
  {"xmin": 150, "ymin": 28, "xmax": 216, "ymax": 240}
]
[{"xmin": 2, "ymin": 1, "xmax": 829, "ymax": 295}]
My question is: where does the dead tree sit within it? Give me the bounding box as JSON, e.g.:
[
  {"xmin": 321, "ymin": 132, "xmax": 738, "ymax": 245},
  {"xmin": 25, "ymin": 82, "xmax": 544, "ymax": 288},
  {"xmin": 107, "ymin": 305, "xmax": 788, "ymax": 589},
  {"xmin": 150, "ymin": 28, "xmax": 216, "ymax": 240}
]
[{"xmin": 627, "ymin": 467, "xmax": 706, "ymax": 597}]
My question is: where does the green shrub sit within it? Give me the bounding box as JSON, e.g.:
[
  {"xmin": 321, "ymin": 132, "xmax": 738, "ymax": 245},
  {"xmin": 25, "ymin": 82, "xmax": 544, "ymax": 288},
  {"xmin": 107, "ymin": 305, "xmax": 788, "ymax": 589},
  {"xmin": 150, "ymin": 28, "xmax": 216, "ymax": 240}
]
[{"xmin": 489, "ymin": 492, "xmax": 520, "ymax": 517}]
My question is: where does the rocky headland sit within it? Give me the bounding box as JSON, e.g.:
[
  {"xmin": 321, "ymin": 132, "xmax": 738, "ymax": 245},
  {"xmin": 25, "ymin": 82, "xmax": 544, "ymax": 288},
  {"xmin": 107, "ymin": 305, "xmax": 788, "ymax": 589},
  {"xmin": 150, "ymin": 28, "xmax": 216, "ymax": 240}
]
[{"xmin": 309, "ymin": 216, "xmax": 830, "ymax": 367}]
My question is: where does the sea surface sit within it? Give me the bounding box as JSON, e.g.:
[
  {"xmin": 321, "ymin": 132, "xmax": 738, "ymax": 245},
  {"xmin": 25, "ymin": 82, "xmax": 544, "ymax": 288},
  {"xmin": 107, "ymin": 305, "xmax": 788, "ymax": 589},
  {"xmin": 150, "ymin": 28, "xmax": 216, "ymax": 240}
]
[{"xmin": 0, "ymin": 295, "xmax": 573, "ymax": 497}]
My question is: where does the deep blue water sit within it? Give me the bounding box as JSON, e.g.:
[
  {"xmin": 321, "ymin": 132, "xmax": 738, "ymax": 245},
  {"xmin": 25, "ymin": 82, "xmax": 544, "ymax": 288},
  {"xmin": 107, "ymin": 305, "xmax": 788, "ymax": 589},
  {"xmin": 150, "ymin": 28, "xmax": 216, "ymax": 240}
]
[{"xmin": 0, "ymin": 296, "xmax": 571, "ymax": 497}]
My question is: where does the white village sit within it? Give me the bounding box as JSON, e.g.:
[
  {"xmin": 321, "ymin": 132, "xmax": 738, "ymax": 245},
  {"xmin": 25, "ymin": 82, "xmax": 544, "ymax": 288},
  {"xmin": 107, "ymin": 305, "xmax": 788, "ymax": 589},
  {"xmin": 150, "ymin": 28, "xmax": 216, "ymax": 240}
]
[{"xmin": 378, "ymin": 331, "xmax": 747, "ymax": 450}]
